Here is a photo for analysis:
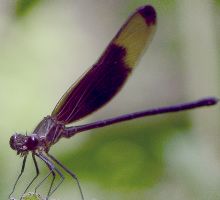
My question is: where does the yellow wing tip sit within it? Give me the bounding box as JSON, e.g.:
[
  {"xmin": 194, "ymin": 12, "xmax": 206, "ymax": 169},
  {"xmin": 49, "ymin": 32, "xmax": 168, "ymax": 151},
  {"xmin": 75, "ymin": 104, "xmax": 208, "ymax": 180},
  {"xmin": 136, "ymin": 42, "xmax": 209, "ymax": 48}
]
[{"xmin": 113, "ymin": 5, "xmax": 157, "ymax": 68}]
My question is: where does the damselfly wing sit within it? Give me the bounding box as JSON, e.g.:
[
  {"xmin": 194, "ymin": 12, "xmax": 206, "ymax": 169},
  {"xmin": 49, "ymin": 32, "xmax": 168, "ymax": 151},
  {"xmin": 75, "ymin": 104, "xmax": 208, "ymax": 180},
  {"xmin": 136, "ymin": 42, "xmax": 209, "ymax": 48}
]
[{"xmin": 51, "ymin": 6, "xmax": 156, "ymax": 124}]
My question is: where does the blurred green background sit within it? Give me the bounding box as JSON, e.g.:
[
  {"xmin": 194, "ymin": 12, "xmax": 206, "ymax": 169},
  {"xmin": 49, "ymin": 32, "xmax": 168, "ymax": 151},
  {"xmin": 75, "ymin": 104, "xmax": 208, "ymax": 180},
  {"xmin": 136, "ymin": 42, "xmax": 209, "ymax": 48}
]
[{"xmin": 0, "ymin": 0, "xmax": 220, "ymax": 200}]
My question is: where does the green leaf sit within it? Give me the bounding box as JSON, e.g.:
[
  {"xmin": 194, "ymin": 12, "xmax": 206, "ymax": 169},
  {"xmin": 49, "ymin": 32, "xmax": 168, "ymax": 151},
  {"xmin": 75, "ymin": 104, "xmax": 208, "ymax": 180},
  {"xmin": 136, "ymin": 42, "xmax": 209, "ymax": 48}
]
[{"xmin": 21, "ymin": 193, "xmax": 43, "ymax": 200}]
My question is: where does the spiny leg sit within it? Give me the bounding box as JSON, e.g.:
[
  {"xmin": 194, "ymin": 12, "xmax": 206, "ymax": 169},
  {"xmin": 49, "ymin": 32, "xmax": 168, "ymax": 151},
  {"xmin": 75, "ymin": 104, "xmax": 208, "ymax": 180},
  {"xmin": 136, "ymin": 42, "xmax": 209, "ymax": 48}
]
[
  {"xmin": 21, "ymin": 154, "xmax": 39, "ymax": 196},
  {"xmin": 36, "ymin": 158, "xmax": 56, "ymax": 198},
  {"xmin": 9, "ymin": 155, "xmax": 27, "ymax": 199},
  {"xmin": 47, "ymin": 153, "xmax": 84, "ymax": 200},
  {"xmin": 34, "ymin": 168, "xmax": 54, "ymax": 195},
  {"xmin": 36, "ymin": 153, "xmax": 64, "ymax": 199},
  {"xmin": 40, "ymin": 154, "xmax": 64, "ymax": 197}
]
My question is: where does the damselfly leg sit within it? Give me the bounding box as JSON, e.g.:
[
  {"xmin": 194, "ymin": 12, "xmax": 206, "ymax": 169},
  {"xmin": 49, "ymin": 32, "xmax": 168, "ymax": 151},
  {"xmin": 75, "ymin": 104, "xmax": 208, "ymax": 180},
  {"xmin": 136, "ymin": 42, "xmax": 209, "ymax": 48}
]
[
  {"xmin": 9, "ymin": 156, "xmax": 27, "ymax": 199},
  {"xmin": 36, "ymin": 153, "xmax": 64, "ymax": 199},
  {"xmin": 47, "ymin": 153, "xmax": 84, "ymax": 200},
  {"xmin": 21, "ymin": 154, "xmax": 39, "ymax": 198}
]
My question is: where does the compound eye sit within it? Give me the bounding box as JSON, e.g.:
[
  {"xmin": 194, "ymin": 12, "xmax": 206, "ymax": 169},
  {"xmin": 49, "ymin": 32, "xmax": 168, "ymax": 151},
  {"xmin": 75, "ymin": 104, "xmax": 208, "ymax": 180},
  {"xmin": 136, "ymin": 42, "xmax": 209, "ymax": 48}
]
[
  {"xmin": 26, "ymin": 136, "xmax": 38, "ymax": 150},
  {"xmin": 9, "ymin": 135, "xmax": 17, "ymax": 150}
]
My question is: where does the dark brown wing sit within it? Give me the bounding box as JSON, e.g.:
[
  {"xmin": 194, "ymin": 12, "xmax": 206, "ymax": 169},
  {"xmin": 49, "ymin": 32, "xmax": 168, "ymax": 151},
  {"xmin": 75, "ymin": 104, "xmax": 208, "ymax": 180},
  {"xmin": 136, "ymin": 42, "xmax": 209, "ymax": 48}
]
[{"xmin": 51, "ymin": 5, "xmax": 157, "ymax": 124}]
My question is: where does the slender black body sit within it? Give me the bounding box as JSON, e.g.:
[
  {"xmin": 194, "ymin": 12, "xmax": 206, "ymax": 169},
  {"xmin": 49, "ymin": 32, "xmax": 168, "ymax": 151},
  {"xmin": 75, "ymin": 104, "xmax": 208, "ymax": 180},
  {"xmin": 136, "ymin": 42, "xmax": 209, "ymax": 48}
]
[
  {"xmin": 8, "ymin": 4, "xmax": 219, "ymax": 200},
  {"xmin": 10, "ymin": 97, "xmax": 218, "ymax": 156}
]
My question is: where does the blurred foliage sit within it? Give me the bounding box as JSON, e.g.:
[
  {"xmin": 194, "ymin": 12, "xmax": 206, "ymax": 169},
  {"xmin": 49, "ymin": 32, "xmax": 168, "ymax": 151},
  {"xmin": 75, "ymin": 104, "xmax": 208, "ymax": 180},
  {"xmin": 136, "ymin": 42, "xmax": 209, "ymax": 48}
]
[
  {"xmin": 14, "ymin": 0, "xmax": 177, "ymax": 19},
  {"xmin": 59, "ymin": 115, "xmax": 189, "ymax": 191},
  {"xmin": 15, "ymin": 0, "xmax": 42, "ymax": 18},
  {"xmin": 128, "ymin": 0, "xmax": 176, "ymax": 12}
]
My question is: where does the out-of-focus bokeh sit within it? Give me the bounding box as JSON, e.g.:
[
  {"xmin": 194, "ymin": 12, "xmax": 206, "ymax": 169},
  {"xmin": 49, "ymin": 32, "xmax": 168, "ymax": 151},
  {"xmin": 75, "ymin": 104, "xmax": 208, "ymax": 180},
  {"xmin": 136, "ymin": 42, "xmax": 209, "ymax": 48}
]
[{"xmin": 0, "ymin": 0, "xmax": 219, "ymax": 200}]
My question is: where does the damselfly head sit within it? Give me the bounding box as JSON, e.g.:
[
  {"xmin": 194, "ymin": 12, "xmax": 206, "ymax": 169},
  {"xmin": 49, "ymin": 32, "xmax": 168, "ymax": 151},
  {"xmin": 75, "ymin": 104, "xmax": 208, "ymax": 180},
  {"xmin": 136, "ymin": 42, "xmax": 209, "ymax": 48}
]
[{"xmin": 9, "ymin": 133, "xmax": 39, "ymax": 155}]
